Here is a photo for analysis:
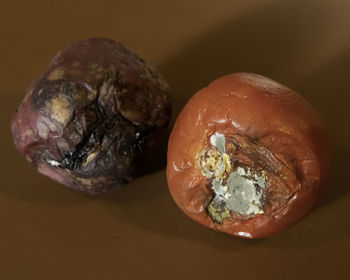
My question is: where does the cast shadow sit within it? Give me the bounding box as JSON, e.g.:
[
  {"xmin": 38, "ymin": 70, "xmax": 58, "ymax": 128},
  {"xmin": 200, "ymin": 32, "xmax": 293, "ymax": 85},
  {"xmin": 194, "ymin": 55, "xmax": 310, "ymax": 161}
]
[
  {"xmin": 101, "ymin": 171, "xmax": 258, "ymax": 250},
  {"xmin": 296, "ymin": 50, "xmax": 350, "ymax": 210},
  {"xmin": 263, "ymin": 49, "xmax": 350, "ymax": 250},
  {"xmin": 135, "ymin": 130, "xmax": 170, "ymax": 177},
  {"xmin": 106, "ymin": 0, "xmax": 340, "ymax": 250},
  {"xmin": 158, "ymin": 0, "xmax": 330, "ymax": 122}
]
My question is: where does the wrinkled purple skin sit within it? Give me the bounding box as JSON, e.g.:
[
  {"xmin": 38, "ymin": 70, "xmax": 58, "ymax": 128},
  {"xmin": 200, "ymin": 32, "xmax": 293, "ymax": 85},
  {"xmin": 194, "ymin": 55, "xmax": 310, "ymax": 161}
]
[{"xmin": 11, "ymin": 38, "xmax": 171, "ymax": 194}]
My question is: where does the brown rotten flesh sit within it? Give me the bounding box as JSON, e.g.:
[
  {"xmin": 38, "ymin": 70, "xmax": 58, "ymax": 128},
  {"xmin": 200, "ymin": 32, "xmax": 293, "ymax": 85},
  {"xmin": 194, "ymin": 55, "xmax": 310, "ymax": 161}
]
[
  {"xmin": 167, "ymin": 73, "xmax": 332, "ymax": 239},
  {"xmin": 11, "ymin": 38, "xmax": 171, "ymax": 194}
]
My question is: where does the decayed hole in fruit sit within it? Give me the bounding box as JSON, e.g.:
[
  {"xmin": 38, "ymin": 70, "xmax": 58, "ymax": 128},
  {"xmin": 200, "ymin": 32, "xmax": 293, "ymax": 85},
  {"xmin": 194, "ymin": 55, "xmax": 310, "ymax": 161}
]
[{"xmin": 196, "ymin": 132, "xmax": 298, "ymax": 223}]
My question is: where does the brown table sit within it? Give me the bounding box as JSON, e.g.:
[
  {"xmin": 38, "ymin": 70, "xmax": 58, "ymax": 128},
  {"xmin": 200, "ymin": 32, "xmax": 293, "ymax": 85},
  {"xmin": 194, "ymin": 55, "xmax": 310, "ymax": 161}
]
[{"xmin": 1, "ymin": 0, "xmax": 349, "ymax": 279}]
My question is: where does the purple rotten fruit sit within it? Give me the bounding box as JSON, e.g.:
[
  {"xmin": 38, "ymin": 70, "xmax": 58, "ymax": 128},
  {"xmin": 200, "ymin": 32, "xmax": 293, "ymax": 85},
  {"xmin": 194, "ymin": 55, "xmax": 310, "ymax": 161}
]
[{"xmin": 11, "ymin": 38, "xmax": 171, "ymax": 194}]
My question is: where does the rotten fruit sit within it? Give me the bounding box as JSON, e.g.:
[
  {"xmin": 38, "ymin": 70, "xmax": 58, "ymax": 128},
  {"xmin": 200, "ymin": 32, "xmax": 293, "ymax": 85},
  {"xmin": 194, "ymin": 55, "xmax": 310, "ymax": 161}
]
[
  {"xmin": 166, "ymin": 73, "xmax": 332, "ymax": 238},
  {"xmin": 11, "ymin": 38, "xmax": 171, "ymax": 194}
]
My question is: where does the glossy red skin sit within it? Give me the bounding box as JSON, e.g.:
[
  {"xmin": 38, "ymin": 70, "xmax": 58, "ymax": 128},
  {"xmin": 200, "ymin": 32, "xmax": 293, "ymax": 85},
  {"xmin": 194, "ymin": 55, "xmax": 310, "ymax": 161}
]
[{"xmin": 167, "ymin": 73, "xmax": 332, "ymax": 239}]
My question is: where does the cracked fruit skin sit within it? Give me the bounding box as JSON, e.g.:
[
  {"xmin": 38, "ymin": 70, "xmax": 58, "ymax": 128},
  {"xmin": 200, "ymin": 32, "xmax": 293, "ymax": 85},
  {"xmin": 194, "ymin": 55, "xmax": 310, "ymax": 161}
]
[
  {"xmin": 11, "ymin": 38, "xmax": 171, "ymax": 194},
  {"xmin": 166, "ymin": 73, "xmax": 332, "ymax": 239}
]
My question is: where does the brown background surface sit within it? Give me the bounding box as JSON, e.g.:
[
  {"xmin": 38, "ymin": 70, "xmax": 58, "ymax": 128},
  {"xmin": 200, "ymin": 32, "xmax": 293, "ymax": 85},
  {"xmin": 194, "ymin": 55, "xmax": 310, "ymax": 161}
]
[{"xmin": 1, "ymin": 0, "xmax": 349, "ymax": 279}]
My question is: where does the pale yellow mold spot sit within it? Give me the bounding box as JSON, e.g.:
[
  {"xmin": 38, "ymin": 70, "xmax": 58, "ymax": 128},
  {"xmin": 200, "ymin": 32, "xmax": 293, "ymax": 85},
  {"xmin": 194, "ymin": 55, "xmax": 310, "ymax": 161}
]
[
  {"xmin": 83, "ymin": 151, "xmax": 99, "ymax": 166},
  {"xmin": 49, "ymin": 95, "xmax": 72, "ymax": 125},
  {"xmin": 25, "ymin": 130, "xmax": 33, "ymax": 137},
  {"xmin": 223, "ymin": 153, "xmax": 232, "ymax": 174},
  {"xmin": 196, "ymin": 148, "xmax": 231, "ymax": 179},
  {"xmin": 76, "ymin": 177, "xmax": 92, "ymax": 186},
  {"xmin": 47, "ymin": 68, "xmax": 64, "ymax": 81}
]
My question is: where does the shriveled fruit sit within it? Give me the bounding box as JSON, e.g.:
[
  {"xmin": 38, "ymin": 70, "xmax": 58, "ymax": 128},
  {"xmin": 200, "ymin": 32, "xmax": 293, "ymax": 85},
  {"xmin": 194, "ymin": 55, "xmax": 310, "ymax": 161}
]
[{"xmin": 12, "ymin": 38, "xmax": 171, "ymax": 194}]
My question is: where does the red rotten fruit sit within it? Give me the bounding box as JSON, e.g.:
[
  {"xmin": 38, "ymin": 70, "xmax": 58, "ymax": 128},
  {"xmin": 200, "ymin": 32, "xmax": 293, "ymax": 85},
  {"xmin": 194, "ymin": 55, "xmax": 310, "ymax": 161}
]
[
  {"xmin": 11, "ymin": 38, "xmax": 171, "ymax": 194},
  {"xmin": 167, "ymin": 73, "xmax": 332, "ymax": 239}
]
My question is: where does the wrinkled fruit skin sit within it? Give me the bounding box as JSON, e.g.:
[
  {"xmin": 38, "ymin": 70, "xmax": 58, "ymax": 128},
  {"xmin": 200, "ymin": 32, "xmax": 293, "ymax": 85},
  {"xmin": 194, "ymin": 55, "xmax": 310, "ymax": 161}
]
[
  {"xmin": 167, "ymin": 73, "xmax": 332, "ymax": 239},
  {"xmin": 12, "ymin": 38, "xmax": 171, "ymax": 194}
]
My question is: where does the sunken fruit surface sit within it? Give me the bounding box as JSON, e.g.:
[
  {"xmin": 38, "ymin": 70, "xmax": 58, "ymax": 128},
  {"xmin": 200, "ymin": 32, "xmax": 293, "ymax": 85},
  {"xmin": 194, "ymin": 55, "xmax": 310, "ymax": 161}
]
[
  {"xmin": 166, "ymin": 73, "xmax": 332, "ymax": 239},
  {"xmin": 11, "ymin": 38, "xmax": 171, "ymax": 194}
]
